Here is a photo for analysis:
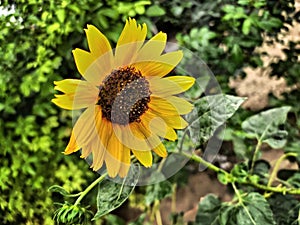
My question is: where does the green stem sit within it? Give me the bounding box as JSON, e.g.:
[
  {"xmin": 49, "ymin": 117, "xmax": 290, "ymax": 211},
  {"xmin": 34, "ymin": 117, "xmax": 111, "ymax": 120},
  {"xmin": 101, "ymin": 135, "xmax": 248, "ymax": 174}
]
[
  {"xmin": 232, "ymin": 182, "xmax": 243, "ymax": 204},
  {"xmin": 250, "ymin": 139, "xmax": 262, "ymax": 174},
  {"xmin": 150, "ymin": 199, "xmax": 160, "ymax": 223},
  {"xmin": 74, "ymin": 173, "xmax": 107, "ymax": 206},
  {"xmin": 267, "ymin": 152, "xmax": 297, "ymax": 188},
  {"xmin": 182, "ymin": 151, "xmax": 300, "ymax": 195},
  {"xmin": 171, "ymin": 183, "xmax": 177, "ymax": 213},
  {"xmin": 245, "ymin": 180, "xmax": 300, "ymax": 195},
  {"xmin": 181, "ymin": 152, "xmax": 227, "ymax": 174}
]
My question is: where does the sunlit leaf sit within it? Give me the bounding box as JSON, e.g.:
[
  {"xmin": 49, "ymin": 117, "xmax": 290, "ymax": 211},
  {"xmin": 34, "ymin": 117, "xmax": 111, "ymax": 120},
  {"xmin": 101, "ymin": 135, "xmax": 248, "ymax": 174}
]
[
  {"xmin": 241, "ymin": 106, "xmax": 291, "ymax": 148},
  {"xmin": 146, "ymin": 5, "xmax": 166, "ymax": 17},
  {"xmin": 186, "ymin": 94, "xmax": 246, "ymax": 144}
]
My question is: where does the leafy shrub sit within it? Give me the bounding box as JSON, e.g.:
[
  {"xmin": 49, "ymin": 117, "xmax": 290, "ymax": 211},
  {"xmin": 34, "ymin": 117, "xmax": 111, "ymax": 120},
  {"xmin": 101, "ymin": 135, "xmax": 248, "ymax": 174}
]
[{"xmin": 1, "ymin": 0, "xmax": 300, "ymax": 224}]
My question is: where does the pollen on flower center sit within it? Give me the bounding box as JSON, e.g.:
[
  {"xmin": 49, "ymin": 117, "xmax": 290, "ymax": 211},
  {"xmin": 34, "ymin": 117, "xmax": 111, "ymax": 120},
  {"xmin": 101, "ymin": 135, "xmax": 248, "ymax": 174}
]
[{"xmin": 98, "ymin": 66, "xmax": 151, "ymax": 125}]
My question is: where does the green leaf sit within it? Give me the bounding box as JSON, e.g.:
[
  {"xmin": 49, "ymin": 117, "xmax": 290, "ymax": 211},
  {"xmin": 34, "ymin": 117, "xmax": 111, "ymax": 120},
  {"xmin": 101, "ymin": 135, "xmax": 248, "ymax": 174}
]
[
  {"xmin": 195, "ymin": 194, "xmax": 222, "ymax": 225},
  {"xmin": 242, "ymin": 17, "xmax": 252, "ymax": 35},
  {"xmin": 241, "ymin": 106, "xmax": 291, "ymax": 148},
  {"xmin": 93, "ymin": 166, "xmax": 140, "ymax": 220},
  {"xmin": 194, "ymin": 193, "xmax": 275, "ymax": 225},
  {"xmin": 220, "ymin": 193, "xmax": 276, "ymax": 225},
  {"xmin": 146, "ymin": 5, "xmax": 166, "ymax": 17},
  {"xmin": 258, "ymin": 18, "xmax": 282, "ymax": 31},
  {"xmin": 56, "ymin": 9, "xmax": 66, "ymax": 23},
  {"xmin": 187, "ymin": 94, "xmax": 246, "ymax": 144},
  {"xmin": 268, "ymin": 194, "xmax": 300, "ymax": 225}
]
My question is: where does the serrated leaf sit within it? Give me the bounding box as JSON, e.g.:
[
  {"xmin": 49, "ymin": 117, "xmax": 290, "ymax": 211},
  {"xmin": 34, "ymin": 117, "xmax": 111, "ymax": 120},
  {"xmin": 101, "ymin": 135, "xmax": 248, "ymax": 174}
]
[
  {"xmin": 195, "ymin": 194, "xmax": 222, "ymax": 225},
  {"xmin": 220, "ymin": 193, "xmax": 275, "ymax": 225},
  {"xmin": 48, "ymin": 185, "xmax": 70, "ymax": 196},
  {"xmin": 241, "ymin": 106, "xmax": 291, "ymax": 148},
  {"xmin": 186, "ymin": 94, "xmax": 246, "ymax": 145},
  {"xmin": 268, "ymin": 194, "xmax": 300, "ymax": 225},
  {"xmin": 93, "ymin": 166, "xmax": 140, "ymax": 220}
]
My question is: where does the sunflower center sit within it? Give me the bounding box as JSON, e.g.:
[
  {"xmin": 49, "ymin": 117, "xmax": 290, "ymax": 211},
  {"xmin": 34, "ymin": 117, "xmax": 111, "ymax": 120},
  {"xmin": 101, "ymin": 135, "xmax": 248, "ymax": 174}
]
[{"xmin": 98, "ymin": 66, "xmax": 151, "ymax": 125}]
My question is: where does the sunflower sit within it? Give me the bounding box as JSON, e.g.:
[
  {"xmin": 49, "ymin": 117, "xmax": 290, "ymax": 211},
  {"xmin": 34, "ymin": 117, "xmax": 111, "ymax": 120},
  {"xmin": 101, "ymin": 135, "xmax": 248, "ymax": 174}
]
[{"xmin": 52, "ymin": 18, "xmax": 195, "ymax": 178}]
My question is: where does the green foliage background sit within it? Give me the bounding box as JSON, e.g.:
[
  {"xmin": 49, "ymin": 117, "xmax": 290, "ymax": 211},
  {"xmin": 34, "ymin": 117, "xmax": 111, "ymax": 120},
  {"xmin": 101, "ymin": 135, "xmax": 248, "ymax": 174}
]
[{"xmin": 1, "ymin": 0, "xmax": 300, "ymax": 224}]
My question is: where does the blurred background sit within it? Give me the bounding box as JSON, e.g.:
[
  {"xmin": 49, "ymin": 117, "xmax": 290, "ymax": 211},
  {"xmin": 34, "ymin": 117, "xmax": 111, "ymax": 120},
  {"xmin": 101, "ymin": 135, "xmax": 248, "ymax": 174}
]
[{"xmin": 0, "ymin": 0, "xmax": 300, "ymax": 224}]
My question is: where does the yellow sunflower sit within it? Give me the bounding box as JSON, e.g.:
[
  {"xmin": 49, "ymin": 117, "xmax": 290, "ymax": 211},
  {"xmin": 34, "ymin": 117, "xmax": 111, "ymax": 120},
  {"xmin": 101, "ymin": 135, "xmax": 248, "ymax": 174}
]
[{"xmin": 52, "ymin": 18, "xmax": 195, "ymax": 178}]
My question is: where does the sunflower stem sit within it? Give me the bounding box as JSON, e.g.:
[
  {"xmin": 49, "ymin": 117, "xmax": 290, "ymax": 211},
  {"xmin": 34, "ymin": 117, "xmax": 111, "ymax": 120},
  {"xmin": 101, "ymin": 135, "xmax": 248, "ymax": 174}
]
[{"xmin": 74, "ymin": 173, "xmax": 107, "ymax": 206}]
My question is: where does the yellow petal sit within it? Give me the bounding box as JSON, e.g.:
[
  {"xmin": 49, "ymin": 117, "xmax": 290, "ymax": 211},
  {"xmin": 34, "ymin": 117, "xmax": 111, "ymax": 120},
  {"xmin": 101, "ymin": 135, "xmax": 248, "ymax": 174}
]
[
  {"xmin": 149, "ymin": 96, "xmax": 193, "ymax": 115},
  {"xmin": 153, "ymin": 143, "xmax": 167, "ymax": 158},
  {"xmin": 137, "ymin": 122, "xmax": 162, "ymax": 150},
  {"xmin": 105, "ymin": 129, "xmax": 123, "ymax": 178},
  {"xmin": 80, "ymin": 145, "xmax": 92, "ymax": 159},
  {"xmin": 54, "ymin": 79, "xmax": 99, "ymax": 95},
  {"xmin": 117, "ymin": 18, "xmax": 147, "ymax": 49},
  {"xmin": 90, "ymin": 138, "xmax": 105, "ymax": 171},
  {"xmin": 149, "ymin": 109, "xmax": 188, "ymax": 129},
  {"xmin": 52, "ymin": 79, "xmax": 99, "ymax": 110},
  {"xmin": 85, "ymin": 24, "xmax": 113, "ymax": 58},
  {"xmin": 81, "ymin": 107, "xmax": 104, "ymax": 160},
  {"xmin": 136, "ymin": 31, "xmax": 167, "ymax": 61},
  {"xmin": 72, "ymin": 106, "xmax": 101, "ymax": 147},
  {"xmin": 141, "ymin": 111, "xmax": 177, "ymax": 141},
  {"xmin": 117, "ymin": 123, "xmax": 151, "ymax": 151},
  {"xmin": 119, "ymin": 145, "xmax": 131, "ymax": 178},
  {"xmin": 64, "ymin": 131, "xmax": 81, "ymax": 155},
  {"xmin": 133, "ymin": 51, "xmax": 183, "ymax": 78},
  {"xmin": 165, "ymin": 96, "xmax": 194, "ymax": 115},
  {"xmin": 52, "ymin": 94, "xmax": 96, "ymax": 110},
  {"xmin": 149, "ymin": 75, "xmax": 195, "ymax": 98},
  {"xmin": 72, "ymin": 49, "xmax": 110, "ymax": 85},
  {"xmin": 54, "ymin": 79, "xmax": 83, "ymax": 93},
  {"xmin": 131, "ymin": 149, "xmax": 152, "ymax": 167},
  {"xmin": 149, "ymin": 96, "xmax": 179, "ymax": 115},
  {"xmin": 91, "ymin": 118, "xmax": 111, "ymax": 171},
  {"xmin": 115, "ymin": 18, "xmax": 147, "ymax": 67},
  {"xmin": 72, "ymin": 48, "xmax": 96, "ymax": 77}
]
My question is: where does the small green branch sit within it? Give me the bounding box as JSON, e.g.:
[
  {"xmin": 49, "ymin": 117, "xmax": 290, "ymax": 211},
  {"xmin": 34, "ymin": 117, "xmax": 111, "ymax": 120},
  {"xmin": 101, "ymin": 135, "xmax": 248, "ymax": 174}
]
[
  {"xmin": 245, "ymin": 180, "xmax": 300, "ymax": 195},
  {"xmin": 182, "ymin": 151, "xmax": 300, "ymax": 195},
  {"xmin": 181, "ymin": 152, "xmax": 228, "ymax": 174},
  {"xmin": 267, "ymin": 152, "xmax": 297, "ymax": 188},
  {"xmin": 150, "ymin": 199, "xmax": 161, "ymax": 223},
  {"xmin": 250, "ymin": 139, "xmax": 262, "ymax": 174},
  {"xmin": 171, "ymin": 183, "xmax": 177, "ymax": 213},
  {"xmin": 232, "ymin": 182, "xmax": 243, "ymax": 204},
  {"xmin": 74, "ymin": 173, "xmax": 107, "ymax": 206}
]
